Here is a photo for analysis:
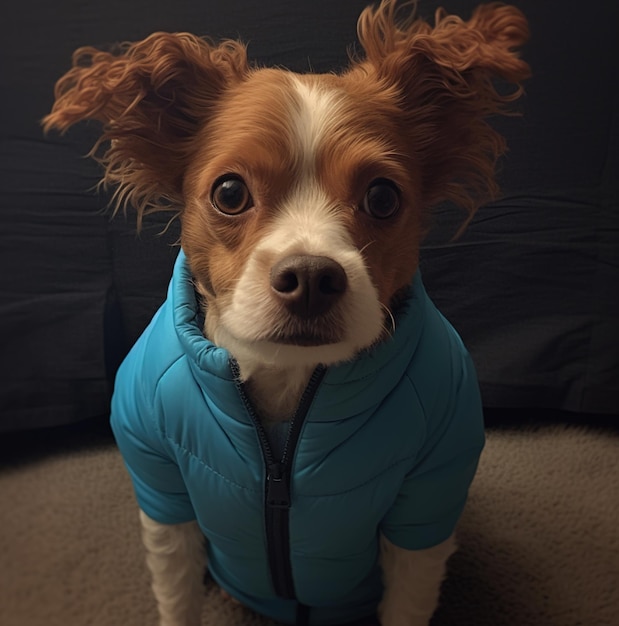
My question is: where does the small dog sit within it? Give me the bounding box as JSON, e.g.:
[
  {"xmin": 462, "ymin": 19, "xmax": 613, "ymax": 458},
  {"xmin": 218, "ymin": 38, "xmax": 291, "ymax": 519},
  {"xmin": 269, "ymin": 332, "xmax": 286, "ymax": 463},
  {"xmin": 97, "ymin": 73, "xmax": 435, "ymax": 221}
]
[{"xmin": 44, "ymin": 2, "xmax": 529, "ymax": 625}]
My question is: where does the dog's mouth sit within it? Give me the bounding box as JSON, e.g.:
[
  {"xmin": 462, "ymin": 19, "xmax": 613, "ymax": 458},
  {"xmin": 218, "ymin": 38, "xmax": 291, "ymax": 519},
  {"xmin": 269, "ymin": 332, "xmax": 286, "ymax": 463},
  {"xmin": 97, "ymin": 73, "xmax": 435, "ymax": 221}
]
[
  {"xmin": 267, "ymin": 332, "xmax": 340, "ymax": 347},
  {"xmin": 260, "ymin": 318, "xmax": 344, "ymax": 347}
]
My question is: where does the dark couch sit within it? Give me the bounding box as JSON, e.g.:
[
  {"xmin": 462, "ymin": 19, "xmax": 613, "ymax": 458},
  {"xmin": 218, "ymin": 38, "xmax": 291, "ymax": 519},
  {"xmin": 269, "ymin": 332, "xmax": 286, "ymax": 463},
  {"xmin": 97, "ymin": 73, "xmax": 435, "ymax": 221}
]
[{"xmin": 1, "ymin": 0, "xmax": 617, "ymax": 432}]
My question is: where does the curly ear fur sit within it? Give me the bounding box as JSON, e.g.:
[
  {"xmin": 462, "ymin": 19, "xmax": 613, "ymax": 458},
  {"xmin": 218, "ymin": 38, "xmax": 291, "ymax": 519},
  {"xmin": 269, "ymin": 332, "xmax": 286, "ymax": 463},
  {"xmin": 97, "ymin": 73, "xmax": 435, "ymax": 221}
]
[
  {"xmin": 354, "ymin": 1, "xmax": 530, "ymax": 227},
  {"xmin": 42, "ymin": 33, "xmax": 249, "ymax": 226}
]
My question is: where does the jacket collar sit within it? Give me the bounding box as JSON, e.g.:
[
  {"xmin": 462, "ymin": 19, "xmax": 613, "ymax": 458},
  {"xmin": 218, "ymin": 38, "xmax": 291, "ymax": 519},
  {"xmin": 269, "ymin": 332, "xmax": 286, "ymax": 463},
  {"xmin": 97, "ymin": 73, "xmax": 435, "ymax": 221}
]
[{"xmin": 170, "ymin": 249, "xmax": 427, "ymax": 421}]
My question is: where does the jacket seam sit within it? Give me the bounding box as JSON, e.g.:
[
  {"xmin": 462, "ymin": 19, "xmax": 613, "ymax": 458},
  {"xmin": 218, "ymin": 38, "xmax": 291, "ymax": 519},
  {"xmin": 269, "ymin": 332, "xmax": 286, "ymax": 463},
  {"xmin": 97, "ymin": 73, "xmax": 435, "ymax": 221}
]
[
  {"xmin": 163, "ymin": 434, "xmax": 262, "ymax": 495},
  {"xmin": 404, "ymin": 372, "xmax": 430, "ymax": 425},
  {"xmin": 295, "ymin": 454, "xmax": 416, "ymax": 499},
  {"xmin": 148, "ymin": 354, "xmax": 186, "ymax": 437}
]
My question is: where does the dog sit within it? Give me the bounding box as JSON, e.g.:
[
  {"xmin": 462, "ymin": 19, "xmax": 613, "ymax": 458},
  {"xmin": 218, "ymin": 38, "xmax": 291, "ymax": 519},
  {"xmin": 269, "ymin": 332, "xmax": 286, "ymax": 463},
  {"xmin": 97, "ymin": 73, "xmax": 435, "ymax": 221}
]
[{"xmin": 43, "ymin": 1, "xmax": 529, "ymax": 624}]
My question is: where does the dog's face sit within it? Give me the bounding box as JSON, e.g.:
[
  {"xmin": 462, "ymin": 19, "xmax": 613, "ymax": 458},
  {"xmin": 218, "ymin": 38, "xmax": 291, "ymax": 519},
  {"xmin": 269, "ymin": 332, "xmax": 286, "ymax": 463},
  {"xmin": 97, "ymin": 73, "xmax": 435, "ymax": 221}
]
[
  {"xmin": 43, "ymin": 1, "xmax": 530, "ymax": 372},
  {"xmin": 181, "ymin": 69, "xmax": 424, "ymax": 370}
]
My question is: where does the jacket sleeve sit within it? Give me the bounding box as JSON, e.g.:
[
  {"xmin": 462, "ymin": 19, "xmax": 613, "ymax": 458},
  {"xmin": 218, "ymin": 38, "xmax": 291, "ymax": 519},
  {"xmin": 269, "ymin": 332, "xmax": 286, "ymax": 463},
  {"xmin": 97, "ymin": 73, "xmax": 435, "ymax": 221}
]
[
  {"xmin": 380, "ymin": 349, "xmax": 485, "ymax": 550},
  {"xmin": 110, "ymin": 346, "xmax": 197, "ymax": 526}
]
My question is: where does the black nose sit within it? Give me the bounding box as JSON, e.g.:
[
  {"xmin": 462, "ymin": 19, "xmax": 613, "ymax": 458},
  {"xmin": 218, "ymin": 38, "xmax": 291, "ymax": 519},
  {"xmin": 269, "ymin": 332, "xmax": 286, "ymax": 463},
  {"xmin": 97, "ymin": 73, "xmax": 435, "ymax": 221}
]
[{"xmin": 270, "ymin": 255, "xmax": 348, "ymax": 318}]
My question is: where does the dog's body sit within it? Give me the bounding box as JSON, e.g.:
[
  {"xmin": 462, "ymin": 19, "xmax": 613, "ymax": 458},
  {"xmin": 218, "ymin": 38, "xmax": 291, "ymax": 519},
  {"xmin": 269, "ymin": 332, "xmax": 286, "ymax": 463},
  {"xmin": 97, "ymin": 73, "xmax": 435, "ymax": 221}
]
[
  {"xmin": 110, "ymin": 247, "xmax": 478, "ymax": 626},
  {"xmin": 44, "ymin": 2, "xmax": 529, "ymax": 624}
]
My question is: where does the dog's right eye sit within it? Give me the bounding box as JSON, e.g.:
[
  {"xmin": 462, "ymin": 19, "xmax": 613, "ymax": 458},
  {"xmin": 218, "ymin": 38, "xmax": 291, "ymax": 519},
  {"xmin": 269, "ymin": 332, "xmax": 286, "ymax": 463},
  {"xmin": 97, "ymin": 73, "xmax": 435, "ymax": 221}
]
[
  {"xmin": 361, "ymin": 179, "xmax": 400, "ymax": 219},
  {"xmin": 211, "ymin": 176, "xmax": 253, "ymax": 215}
]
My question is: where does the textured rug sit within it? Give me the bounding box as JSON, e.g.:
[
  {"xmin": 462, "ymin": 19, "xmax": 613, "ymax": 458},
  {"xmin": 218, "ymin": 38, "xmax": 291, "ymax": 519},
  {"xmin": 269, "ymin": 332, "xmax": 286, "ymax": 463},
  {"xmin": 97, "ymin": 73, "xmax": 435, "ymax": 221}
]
[{"xmin": 1, "ymin": 419, "xmax": 617, "ymax": 626}]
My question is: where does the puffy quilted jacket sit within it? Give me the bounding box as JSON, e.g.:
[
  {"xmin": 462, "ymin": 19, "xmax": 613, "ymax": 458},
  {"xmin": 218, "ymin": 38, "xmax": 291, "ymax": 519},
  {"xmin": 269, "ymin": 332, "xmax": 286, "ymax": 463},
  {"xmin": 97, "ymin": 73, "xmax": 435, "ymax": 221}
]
[{"xmin": 111, "ymin": 249, "xmax": 485, "ymax": 625}]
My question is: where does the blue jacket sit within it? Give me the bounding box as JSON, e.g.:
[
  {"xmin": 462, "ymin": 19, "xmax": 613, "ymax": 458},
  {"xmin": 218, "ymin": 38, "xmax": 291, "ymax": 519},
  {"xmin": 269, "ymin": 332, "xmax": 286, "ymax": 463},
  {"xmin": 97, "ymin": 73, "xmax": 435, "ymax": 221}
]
[{"xmin": 111, "ymin": 250, "xmax": 485, "ymax": 626}]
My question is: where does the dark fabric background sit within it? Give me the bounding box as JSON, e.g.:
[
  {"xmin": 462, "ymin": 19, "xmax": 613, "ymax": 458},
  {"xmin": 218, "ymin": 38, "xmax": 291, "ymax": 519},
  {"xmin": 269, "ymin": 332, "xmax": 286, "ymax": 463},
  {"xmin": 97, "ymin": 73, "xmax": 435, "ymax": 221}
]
[{"xmin": 1, "ymin": 0, "xmax": 617, "ymax": 431}]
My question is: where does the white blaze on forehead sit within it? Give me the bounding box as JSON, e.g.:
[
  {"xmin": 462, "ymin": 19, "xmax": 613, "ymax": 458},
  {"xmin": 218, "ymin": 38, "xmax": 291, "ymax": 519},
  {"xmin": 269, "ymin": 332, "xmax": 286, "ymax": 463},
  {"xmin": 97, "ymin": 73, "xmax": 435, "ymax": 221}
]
[
  {"xmin": 289, "ymin": 77, "xmax": 342, "ymax": 176},
  {"xmin": 270, "ymin": 78, "xmax": 349, "ymax": 255}
]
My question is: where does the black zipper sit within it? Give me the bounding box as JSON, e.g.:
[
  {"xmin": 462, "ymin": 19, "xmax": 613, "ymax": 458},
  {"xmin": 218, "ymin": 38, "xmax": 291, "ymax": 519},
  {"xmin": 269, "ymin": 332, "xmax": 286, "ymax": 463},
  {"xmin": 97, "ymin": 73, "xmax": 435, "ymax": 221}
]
[{"xmin": 231, "ymin": 361, "xmax": 326, "ymax": 600}]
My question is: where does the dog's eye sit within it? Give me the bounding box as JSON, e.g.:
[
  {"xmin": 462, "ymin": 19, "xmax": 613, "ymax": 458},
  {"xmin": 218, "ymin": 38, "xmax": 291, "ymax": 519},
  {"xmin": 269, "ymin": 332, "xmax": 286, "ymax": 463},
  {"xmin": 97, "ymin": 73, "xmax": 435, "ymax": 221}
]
[
  {"xmin": 211, "ymin": 176, "xmax": 253, "ymax": 215},
  {"xmin": 361, "ymin": 179, "xmax": 400, "ymax": 219}
]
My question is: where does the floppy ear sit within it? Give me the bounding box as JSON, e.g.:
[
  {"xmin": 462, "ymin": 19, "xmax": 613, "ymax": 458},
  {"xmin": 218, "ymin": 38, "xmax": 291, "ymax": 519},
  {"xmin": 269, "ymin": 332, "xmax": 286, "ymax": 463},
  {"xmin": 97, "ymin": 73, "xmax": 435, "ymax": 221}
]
[
  {"xmin": 354, "ymin": 0, "xmax": 531, "ymax": 225},
  {"xmin": 43, "ymin": 33, "xmax": 249, "ymax": 224}
]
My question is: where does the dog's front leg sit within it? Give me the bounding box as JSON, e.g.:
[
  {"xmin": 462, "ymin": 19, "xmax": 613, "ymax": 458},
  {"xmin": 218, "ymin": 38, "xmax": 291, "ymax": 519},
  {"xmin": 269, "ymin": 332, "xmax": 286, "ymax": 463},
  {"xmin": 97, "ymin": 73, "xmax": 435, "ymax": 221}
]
[
  {"xmin": 140, "ymin": 510, "xmax": 206, "ymax": 626},
  {"xmin": 378, "ymin": 534, "xmax": 456, "ymax": 626}
]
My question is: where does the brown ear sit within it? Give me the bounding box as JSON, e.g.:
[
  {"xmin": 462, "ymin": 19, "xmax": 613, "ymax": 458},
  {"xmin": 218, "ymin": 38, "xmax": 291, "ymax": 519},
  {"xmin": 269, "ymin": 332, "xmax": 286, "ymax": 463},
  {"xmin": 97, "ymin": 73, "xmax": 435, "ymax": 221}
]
[
  {"xmin": 43, "ymin": 33, "xmax": 249, "ymax": 223},
  {"xmin": 354, "ymin": 1, "xmax": 531, "ymax": 227}
]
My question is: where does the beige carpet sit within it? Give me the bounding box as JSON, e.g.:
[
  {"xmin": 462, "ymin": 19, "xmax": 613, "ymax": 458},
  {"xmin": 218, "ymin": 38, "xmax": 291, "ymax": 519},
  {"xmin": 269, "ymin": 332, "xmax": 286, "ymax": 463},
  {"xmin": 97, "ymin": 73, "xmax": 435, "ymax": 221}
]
[{"xmin": 1, "ymin": 420, "xmax": 618, "ymax": 626}]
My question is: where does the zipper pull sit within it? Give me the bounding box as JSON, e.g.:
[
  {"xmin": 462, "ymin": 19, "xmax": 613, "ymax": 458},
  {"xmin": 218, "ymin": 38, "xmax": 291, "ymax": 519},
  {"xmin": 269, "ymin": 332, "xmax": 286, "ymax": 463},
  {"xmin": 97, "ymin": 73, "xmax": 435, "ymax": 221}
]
[{"xmin": 267, "ymin": 462, "xmax": 290, "ymax": 509}]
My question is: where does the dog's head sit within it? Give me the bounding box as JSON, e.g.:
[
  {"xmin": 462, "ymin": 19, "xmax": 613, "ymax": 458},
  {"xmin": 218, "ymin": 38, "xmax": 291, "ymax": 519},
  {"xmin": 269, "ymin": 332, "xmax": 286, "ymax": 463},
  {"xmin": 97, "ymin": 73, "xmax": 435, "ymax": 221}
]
[{"xmin": 43, "ymin": 1, "xmax": 529, "ymax": 376}]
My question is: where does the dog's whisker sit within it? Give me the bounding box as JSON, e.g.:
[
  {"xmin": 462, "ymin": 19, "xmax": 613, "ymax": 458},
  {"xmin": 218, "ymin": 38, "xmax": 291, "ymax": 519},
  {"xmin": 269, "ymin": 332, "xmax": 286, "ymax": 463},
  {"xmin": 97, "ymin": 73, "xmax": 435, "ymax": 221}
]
[
  {"xmin": 358, "ymin": 240, "xmax": 376, "ymax": 256},
  {"xmin": 380, "ymin": 302, "xmax": 396, "ymax": 337}
]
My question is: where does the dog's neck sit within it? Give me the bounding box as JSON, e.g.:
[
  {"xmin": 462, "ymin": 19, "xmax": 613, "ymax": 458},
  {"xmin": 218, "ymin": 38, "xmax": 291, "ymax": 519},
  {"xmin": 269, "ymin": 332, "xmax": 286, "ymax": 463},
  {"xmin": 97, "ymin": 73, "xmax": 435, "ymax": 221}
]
[{"xmin": 242, "ymin": 362, "xmax": 316, "ymax": 426}]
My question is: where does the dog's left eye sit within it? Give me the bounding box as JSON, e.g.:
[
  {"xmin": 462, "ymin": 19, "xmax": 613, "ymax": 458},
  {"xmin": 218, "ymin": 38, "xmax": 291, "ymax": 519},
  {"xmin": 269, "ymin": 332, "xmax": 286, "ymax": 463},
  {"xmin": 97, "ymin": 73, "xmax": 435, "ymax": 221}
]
[
  {"xmin": 211, "ymin": 176, "xmax": 253, "ymax": 215},
  {"xmin": 361, "ymin": 179, "xmax": 401, "ymax": 219}
]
